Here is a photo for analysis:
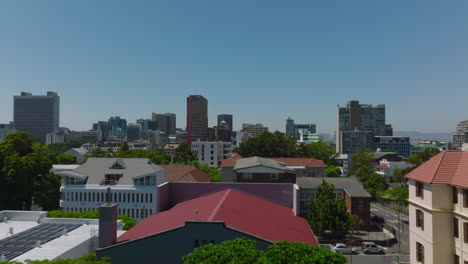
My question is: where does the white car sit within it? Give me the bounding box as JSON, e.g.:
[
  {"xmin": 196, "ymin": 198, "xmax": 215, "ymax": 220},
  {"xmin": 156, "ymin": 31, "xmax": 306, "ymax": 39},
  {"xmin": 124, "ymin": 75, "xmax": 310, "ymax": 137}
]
[
  {"xmin": 363, "ymin": 243, "xmax": 385, "ymax": 254},
  {"xmin": 320, "ymin": 244, "xmax": 336, "ymax": 252},
  {"xmin": 333, "ymin": 243, "xmax": 358, "ymax": 255}
]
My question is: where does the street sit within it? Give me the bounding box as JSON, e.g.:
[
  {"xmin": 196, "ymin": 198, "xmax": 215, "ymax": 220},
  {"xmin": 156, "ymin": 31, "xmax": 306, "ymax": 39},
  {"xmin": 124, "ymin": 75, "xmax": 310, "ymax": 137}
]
[
  {"xmin": 344, "ymin": 254, "xmax": 409, "ymax": 264},
  {"xmin": 370, "ymin": 203, "xmax": 409, "ymax": 254}
]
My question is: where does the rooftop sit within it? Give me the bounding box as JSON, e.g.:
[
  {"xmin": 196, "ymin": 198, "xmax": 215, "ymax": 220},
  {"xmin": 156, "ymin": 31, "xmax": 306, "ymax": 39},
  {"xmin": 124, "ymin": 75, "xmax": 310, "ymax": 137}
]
[
  {"xmin": 117, "ymin": 189, "xmax": 318, "ymax": 245},
  {"xmin": 296, "ymin": 177, "xmax": 372, "ymax": 198},
  {"xmin": 221, "ymin": 156, "xmax": 326, "ymax": 168},
  {"xmin": 406, "ymin": 151, "xmax": 468, "ymax": 187},
  {"xmin": 233, "ymin": 157, "xmax": 296, "ymax": 173},
  {"xmin": 160, "ymin": 165, "xmax": 211, "ymax": 182}
]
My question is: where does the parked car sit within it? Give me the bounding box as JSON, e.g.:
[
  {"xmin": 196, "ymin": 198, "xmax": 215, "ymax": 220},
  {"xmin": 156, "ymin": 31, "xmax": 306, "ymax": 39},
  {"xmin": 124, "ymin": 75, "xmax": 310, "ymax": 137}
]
[
  {"xmin": 362, "ymin": 242, "xmax": 385, "ymax": 254},
  {"xmin": 371, "ymin": 215, "xmax": 385, "ymax": 224},
  {"xmin": 320, "ymin": 244, "xmax": 336, "ymax": 252},
  {"xmin": 333, "ymin": 243, "xmax": 358, "ymax": 255}
]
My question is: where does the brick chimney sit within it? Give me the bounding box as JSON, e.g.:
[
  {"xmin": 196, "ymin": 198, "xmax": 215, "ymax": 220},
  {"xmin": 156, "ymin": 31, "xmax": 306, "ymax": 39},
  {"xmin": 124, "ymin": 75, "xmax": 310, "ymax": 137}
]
[{"xmin": 99, "ymin": 203, "xmax": 117, "ymax": 248}]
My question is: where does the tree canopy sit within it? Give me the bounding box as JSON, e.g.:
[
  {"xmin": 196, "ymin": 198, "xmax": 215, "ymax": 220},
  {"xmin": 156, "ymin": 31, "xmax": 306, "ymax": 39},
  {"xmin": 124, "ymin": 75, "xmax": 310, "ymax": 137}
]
[
  {"xmin": 0, "ymin": 253, "xmax": 110, "ymax": 264},
  {"xmin": 307, "ymin": 180, "xmax": 350, "ymax": 238},
  {"xmin": 47, "ymin": 210, "xmax": 136, "ymax": 230},
  {"xmin": 182, "ymin": 238, "xmax": 346, "ymax": 264}
]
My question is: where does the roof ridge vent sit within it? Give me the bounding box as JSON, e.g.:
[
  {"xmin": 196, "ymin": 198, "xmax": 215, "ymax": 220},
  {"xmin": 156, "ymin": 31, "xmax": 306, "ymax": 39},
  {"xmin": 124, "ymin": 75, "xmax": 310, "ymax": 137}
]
[{"xmin": 110, "ymin": 159, "xmax": 126, "ymax": 169}]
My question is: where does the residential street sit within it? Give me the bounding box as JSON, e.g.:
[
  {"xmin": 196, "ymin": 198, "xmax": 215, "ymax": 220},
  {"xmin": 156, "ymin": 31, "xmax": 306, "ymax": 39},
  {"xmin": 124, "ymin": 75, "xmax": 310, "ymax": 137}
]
[{"xmin": 371, "ymin": 203, "xmax": 409, "ymax": 254}]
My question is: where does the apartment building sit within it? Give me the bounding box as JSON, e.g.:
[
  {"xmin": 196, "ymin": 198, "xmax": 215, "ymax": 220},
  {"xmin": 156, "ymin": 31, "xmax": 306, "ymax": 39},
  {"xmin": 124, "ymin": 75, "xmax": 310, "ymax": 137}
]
[
  {"xmin": 57, "ymin": 158, "xmax": 166, "ymax": 222},
  {"xmin": 191, "ymin": 140, "xmax": 231, "ymax": 167},
  {"xmin": 406, "ymin": 151, "xmax": 468, "ymax": 264},
  {"xmin": 241, "ymin": 123, "xmax": 269, "ymax": 138}
]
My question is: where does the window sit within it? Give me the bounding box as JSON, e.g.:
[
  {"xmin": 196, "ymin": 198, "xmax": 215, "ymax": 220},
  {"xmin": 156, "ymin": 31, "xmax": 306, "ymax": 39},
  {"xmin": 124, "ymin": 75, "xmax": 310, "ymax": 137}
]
[
  {"xmin": 464, "ymin": 222, "xmax": 468, "ymax": 243},
  {"xmin": 453, "ymin": 186, "xmax": 459, "ymax": 204},
  {"xmin": 455, "ymin": 217, "xmax": 459, "ymax": 238},
  {"xmin": 464, "ymin": 189, "xmax": 468, "ymax": 208},
  {"xmin": 194, "ymin": 240, "xmax": 199, "ymax": 248},
  {"xmin": 357, "ymin": 199, "xmax": 364, "ymax": 211},
  {"xmin": 416, "ymin": 242, "xmax": 424, "ymax": 263},
  {"xmin": 242, "ymin": 173, "xmax": 253, "ymax": 180},
  {"xmin": 416, "ymin": 210, "xmax": 424, "ymax": 230},
  {"xmin": 454, "ymin": 254, "xmax": 460, "ymax": 264},
  {"xmin": 102, "ymin": 173, "xmax": 122, "ymax": 185},
  {"xmin": 416, "ymin": 181, "xmax": 424, "ymax": 198}
]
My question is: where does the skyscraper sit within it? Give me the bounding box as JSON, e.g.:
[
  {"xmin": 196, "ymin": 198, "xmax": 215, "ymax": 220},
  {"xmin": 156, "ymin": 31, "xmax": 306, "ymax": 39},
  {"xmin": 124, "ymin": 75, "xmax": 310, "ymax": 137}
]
[
  {"xmin": 286, "ymin": 117, "xmax": 295, "ymax": 138},
  {"xmin": 126, "ymin": 123, "xmax": 141, "ymax": 142},
  {"xmin": 285, "ymin": 117, "xmax": 316, "ymax": 140},
  {"xmin": 336, "ymin": 100, "xmax": 385, "ymax": 154},
  {"xmin": 453, "ymin": 120, "xmax": 468, "ymax": 149},
  {"xmin": 152, "ymin": 113, "xmax": 176, "ymax": 135},
  {"xmin": 13, "ymin": 91, "xmax": 60, "ymax": 142},
  {"xmin": 217, "ymin": 114, "xmax": 233, "ymax": 133},
  {"xmin": 187, "ymin": 95, "xmax": 208, "ymax": 145}
]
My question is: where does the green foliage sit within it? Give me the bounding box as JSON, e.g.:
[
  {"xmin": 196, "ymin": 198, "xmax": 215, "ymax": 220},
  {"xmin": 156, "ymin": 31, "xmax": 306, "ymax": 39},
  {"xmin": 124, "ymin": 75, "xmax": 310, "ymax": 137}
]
[
  {"xmin": 186, "ymin": 160, "xmax": 221, "ymax": 182},
  {"xmin": 182, "ymin": 238, "xmax": 346, "ymax": 264},
  {"xmin": 0, "ymin": 132, "xmax": 57, "ymax": 210},
  {"xmin": 56, "ymin": 154, "xmax": 77, "ymax": 164},
  {"xmin": 349, "ymin": 214, "xmax": 362, "ymax": 235},
  {"xmin": 300, "ymin": 142, "xmax": 338, "ymax": 166},
  {"xmin": 47, "ymin": 139, "xmax": 87, "ymax": 156},
  {"xmin": 307, "ymin": 180, "xmax": 350, "ymax": 238},
  {"xmin": 33, "ymin": 173, "xmax": 62, "ymax": 211},
  {"xmin": 348, "ymin": 149, "xmax": 373, "ymax": 176},
  {"xmin": 407, "ymin": 148, "xmax": 440, "ymax": 167},
  {"xmin": 237, "ymin": 131, "xmax": 300, "ymax": 158},
  {"xmin": 47, "ymin": 210, "xmax": 137, "ymax": 230},
  {"xmin": 326, "ymin": 166, "xmax": 341, "ymax": 177},
  {"xmin": 173, "ymin": 142, "xmax": 197, "ymax": 164},
  {"xmin": 0, "ymin": 254, "xmax": 110, "ymax": 264},
  {"xmin": 265, "ymin": 241, "xmax": 346, "ymax": 264},
  {"xmin": 356, "ymin": 166, "xmax": 388, "ymax": 197},
  {"xmin": 385, "ymin": 187, "xmax": 409, "ymax": 207}
]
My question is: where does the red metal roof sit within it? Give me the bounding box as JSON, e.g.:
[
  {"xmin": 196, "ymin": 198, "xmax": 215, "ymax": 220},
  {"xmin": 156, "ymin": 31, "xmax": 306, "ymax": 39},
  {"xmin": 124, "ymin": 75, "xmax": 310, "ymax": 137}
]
[
  {"xmin": 221, "ymin": 156, "xmax": 326, "ymax": 168},
  {"xmin": 406, "ymin": 151, "xmax": 468, "ymax": 187},
  {"xmin": 117, "ymin": 189, "xmax": 318, "ymax": 245},
  {"xmin": 375, "ymin": 164, "xmax": 390, "ymax": 169}
]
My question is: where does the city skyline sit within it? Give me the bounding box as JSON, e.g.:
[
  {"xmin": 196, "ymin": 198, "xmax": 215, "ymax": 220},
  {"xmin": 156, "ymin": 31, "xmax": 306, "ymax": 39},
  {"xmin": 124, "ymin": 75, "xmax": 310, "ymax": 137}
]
[{"xmin": 1, "ymin": 1, "xmax": 468, "ymax": 134}]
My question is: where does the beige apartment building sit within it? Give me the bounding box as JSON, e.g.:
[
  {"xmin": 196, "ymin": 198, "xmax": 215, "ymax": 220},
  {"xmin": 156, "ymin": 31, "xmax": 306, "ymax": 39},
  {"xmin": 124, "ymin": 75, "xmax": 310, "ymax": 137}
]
[{"xmin": 406, "ymin": 151, "xmax": 468, "ymax": 264}]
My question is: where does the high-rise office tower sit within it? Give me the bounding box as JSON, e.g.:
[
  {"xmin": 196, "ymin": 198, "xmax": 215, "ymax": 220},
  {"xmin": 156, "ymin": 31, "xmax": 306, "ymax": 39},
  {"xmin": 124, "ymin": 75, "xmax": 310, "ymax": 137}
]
[
  {"xmin": 337, "ymin": 100, "xmax": 385, "ymax": 154},
  {"xmin": 217, "ymin": 114, "xmax": 233, "ymax": 133},
  {"xmin": 285, "ymin": 117, "xmax": 316, "ymax": 140},
  {"xmin": 286, "ymin": 117, "xmax": 295, "ymax": 138},
  {"xmin": 241, "ymin": 123, "xmax": 269, "ymax": 138},
  {"xmin": 126, "ymin": 123, "xmax": 141, "ymax": 142},
  {"xmin": 108, "ymin": 116, "xmax": 127, "ymax": 139},
  {"xmin": 151, "ymin": 113, "xmax": 176, "ymax": 135},
  {"xmin": 13, "ymin": 91, "xmax": 60, "ymax": 142},
  {"xmin": 453, "ymin": 120, "xmax": 468, "ymax": 149},
  {"xmin": 187, "ymin": 95, "xmax": 208, "ymax": 145},
  {"xmin": 97, "ymin": 121, "xmax": 109, "ymax": 142}
]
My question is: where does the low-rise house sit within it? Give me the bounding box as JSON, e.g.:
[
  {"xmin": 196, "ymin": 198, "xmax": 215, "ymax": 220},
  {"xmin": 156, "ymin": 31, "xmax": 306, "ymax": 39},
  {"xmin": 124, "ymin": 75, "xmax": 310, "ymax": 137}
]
[
  {"xmin": 221, "ymin": 156, "xmax": 326, "ymax": 182},
  {"xmin": 163, "ymin": 143, "xmax": 179, "ymax": 156},
  {"xmin": 406, "ymin": 151, "xmax": 468, "ymax": 264},
  {"xmin": 64, "ymin": 147, "xmax": 88, "ymax": 163},
  {"xmin": 230, "ymin": 156, "xmax": 297, "ymax": 183},
  {"xmin": 96, "ymin": 189, "xmax": 318, "ymax": 264},
  {"xmin": 295, "ymin": 177, "xmax": 371, "ymax": 225},
  {"xmin": 375, "ymin": 158, "xmax": 412, "ymax": 182},
  {"xmin": 57, "ymin": 158, "xmax": 166, "ymax": 222},
  {"xmin": 160, "ymin": 165, "xmax": 211, "ymax": 182}
]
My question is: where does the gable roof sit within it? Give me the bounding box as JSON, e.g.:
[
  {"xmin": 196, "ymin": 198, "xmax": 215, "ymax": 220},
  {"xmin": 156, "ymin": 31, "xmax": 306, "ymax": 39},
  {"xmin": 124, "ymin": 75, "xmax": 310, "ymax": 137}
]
[
  {"xmin": 296, "ymin": 177, "xmax": 372, "ymax": 198},
  {"xmin": 160, "ymin": 165, "xmax": 211, "ymax": 182},
  {"xmin": 59, "ymin": 158, "xmax": 164, "ymax": 185},
  {"xmin": 233, "ymin": 157, "xmax": 296, "ymax": 173},
  {"xmin": 117, "ymin": 189, "xmax": 318, "ymax": 245},
  {"xmin": 222, "ymin": 156, "xmax": 326, "ymax": 168},
  {"xmin": 406, "ymin": 151, "xmax": 468, "ymax": 187}
]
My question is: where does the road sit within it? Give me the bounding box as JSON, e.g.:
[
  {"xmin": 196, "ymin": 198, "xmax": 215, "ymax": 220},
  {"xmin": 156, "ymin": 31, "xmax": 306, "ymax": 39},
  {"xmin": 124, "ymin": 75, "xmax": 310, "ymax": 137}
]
[
  {"xmin": 371, "ymin": 203, "xmax": 409, "ymax": 254},
  {"xmin": 344, "ymin": 254, "xmax": 410, "ymax": 264}
]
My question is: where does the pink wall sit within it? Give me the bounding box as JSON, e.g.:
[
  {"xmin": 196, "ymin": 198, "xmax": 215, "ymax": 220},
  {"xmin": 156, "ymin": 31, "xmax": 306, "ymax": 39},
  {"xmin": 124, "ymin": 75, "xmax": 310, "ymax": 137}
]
[{"xmin": 157, "ymin": 182, "xmax": 294, "ymax": 212}]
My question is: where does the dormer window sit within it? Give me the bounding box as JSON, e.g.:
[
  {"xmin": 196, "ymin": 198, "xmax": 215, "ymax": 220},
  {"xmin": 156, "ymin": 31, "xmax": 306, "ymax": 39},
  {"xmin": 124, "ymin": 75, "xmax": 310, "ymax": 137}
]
[{"xmin": 110, "ymin": 159, "xmax": 125, "ymax": 169}]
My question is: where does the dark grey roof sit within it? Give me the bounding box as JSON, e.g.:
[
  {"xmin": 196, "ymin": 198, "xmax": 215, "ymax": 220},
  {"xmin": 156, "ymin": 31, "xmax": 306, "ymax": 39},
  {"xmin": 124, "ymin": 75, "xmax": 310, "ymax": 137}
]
[
  {"xmin": 296, "ymin": 177, "xmax": 371, "ymax": 198},
  {"xmin": 58, "ymin": 158, "xmax": 164, "ymax": 185},
  {"xmin": 234, "ymin": 156, "xmax": 296, "ymax": 173}
]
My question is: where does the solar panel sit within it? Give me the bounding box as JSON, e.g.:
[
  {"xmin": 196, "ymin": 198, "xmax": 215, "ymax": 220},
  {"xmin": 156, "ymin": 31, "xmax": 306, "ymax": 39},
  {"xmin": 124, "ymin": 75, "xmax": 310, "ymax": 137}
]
[{"xmin": 0, "ymin": 223, "xmax": 82, "ymax": 260}]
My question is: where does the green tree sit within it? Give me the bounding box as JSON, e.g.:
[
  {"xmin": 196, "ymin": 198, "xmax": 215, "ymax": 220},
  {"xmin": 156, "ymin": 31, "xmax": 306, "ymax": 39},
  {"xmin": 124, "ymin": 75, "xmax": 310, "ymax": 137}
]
[
  {"xmin": 356, "ymin": 166, "xmax": 388, "ymax": 197},
  {"xmin": 326, "ymin": 166, "xmax": 341, "ymax": 177},
  {"xmin": 301, "ymin": 142, "xmax": 338, "ymax": 166},
  {"xmin": 47, "ymin": 210, "xmax": 137, "ymax": 230},
  {"xmin": 349, "ymin": 214, "xmax": 362, "ymax": 236},
  {"xmin": 236, "ymin": 131, "xmax": 299, "ymax": 158},
  {"xmin": 307, "ymin": 180, "xmax": 350, "ymax": 238},
  {"xmin": 173, "ymin": 142, "xmax": 197, "ymax": 164},
  {"xmin": 48, "ymin": 139, "xmax": 87, "ymax": 156},
  {"xmin": 33, "ymin": 173, "xmax": 62, "ymax": 210},
  {"xmin": 385, "ymin": 187, "xmax": 409, "ymax": 207},
  {"xmin": 182, "ymin": 238, "xmax": 346, "ymax": 264},
  {"xmin": 348, "ymin": 149, "xmax": 373, "ymax": 176},
  {"xmin": 56, "ymin": 153, "xmax": 78, "ymax": 164},
  {"xmin": 120, "ymin": 141, "xmax": 130, "ymax": 152},
  {"xmin": 0, "ymin": 254, "xmax": 111, "ymax": 264},
  {"xmin": 407, "ymin": 148, "xmax": 440, "ymax": 167}
]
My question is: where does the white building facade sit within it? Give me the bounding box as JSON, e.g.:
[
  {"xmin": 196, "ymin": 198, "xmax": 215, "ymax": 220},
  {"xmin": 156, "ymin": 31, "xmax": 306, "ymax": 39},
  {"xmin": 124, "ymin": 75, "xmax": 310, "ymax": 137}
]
[
  {"xmin": 191, "ymin": 140, "xmax": 231, "ymax": 167},
  {"xmin": 407, "ymin": 151, "xmax": 468, "ymax": 264},
  {"xmin": 58, "ymin": 158, "xmax": 166, "ymax": 222}
]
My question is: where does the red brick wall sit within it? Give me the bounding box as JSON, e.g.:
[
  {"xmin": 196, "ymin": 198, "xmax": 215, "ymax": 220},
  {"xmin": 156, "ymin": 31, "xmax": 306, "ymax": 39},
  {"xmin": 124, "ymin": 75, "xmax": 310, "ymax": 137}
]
[{"xmin": 344, "ymin": 194, "xmax": 370, "ymax": 226}]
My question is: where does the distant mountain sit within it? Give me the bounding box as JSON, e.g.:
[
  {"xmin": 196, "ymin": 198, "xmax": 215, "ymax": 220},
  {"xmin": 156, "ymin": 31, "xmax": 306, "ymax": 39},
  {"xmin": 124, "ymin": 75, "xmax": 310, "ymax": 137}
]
[{"xmin": 393, "ymin": 131, "xmax": 453, "ymax": 142}]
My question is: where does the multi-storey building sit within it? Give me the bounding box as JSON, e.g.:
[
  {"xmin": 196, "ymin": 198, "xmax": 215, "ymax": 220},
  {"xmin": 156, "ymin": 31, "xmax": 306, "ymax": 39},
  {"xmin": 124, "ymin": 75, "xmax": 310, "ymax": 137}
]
[
  {"xmin": 126, "ymin": 123, "xmax": 141, "ymax": 142},
  {"xmin": 453, "ymin": 120, "xmax": 468, "ymax": 150},
  {"xmin": 0, "ymin": 123, "xmax": 16, "ymax": 142},
  {"xmin": 13, "ymin": 91, "xmax": 60, "ymax": 142},
  {"xmin": 191, "ymin": 140, "xmax": 231, "ymax": 167},
  {"xmin": 285, "ymin": 118, "xmax": 316, "ymax": 140},
  {"xmin": 217, "ymin": 114, "xmax": 233, "ymax": 135},
  {"xmin": 411, "ymin": 141, "xmax": 451, "ymax": 155},
  {"xmin": 108, "ymin": 116, "xmax": 127, "ymax": 139},
  {"xmin": 151, "ymin": 113, "xmax": 176, "ymax": 136},
  {"xmin": 57, "ymin": 158, "xmax": 166, "ymax": 222},
  {"xmin": 374, "ymin": 136, "xmax": 411, "ymax": 157},
  {"xmin": 187, "ymin": 95, "xmax": 208, "ymax": 145},
  {"xmin": 336, "ymin": 100, "xmax": 385, "ymax": 154},
  {"xmin": 96, "ymin": 121, "xmax": 110, "ymax": 142},
  {"xmin": 406, "ymin": 151, "xmax": 468, "ymax": 264},
  {"xmin": 241, "ymin": 123, "xmax": 269, "ymax": 138},
  {"xmin": 207, "ymin": 126, "xmax": 230, "ymax": 142}
]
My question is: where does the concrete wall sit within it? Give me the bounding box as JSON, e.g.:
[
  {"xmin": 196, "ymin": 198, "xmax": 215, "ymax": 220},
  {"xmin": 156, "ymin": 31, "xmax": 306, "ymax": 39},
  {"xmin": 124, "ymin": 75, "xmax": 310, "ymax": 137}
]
[
  {"xmin": 96, "ymin": 221, "xmax": 272, "ymax": 264},
  {"xmin": 0, "ymin": 211, "xmax": 47, "ymax": 221},
  {"xmin": 156, "ymin": 182, "xmax": 294, "ymax": 212}
]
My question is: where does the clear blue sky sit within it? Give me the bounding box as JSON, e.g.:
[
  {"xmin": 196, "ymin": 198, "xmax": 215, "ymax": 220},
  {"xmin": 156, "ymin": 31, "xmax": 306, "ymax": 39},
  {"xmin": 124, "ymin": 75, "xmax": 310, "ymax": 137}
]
[{"xmin": 1, "ymin": 1, "xmax": 467, "ymax": 134}]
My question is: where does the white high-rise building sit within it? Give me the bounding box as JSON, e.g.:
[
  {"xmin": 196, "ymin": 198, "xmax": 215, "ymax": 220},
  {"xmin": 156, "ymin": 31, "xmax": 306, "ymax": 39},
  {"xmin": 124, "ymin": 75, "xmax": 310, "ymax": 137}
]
[{"xmin": 191, "ymin": 140, "xmax": 231, "ymax": 167}]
